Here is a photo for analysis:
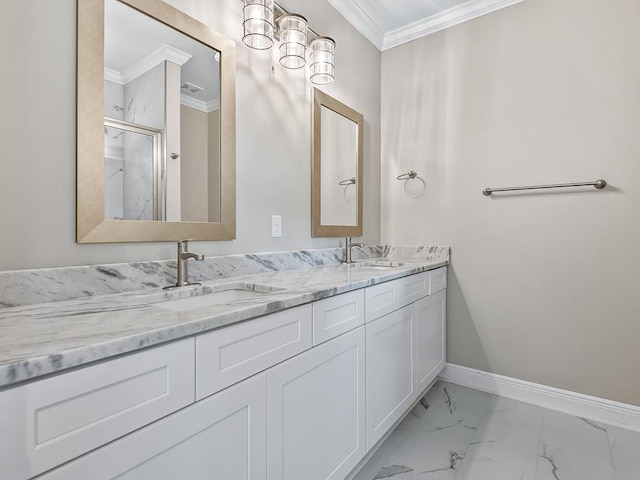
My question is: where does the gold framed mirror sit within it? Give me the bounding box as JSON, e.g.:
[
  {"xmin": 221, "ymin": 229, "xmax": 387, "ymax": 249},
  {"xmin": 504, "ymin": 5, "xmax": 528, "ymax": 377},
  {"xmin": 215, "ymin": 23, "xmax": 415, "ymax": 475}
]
[
  {"xmin": 77, "ymin": 0, "xmax": 236, "ymax": 243},
  {"xmin": 311, "ymin": 89, "xmax": 363, "ymax": 237}
]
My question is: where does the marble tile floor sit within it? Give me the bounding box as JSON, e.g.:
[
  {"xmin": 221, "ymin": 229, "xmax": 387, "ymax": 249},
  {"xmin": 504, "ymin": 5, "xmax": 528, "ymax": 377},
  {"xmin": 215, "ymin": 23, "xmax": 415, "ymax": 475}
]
[{"xmin": 353, "ymin": 381, "xmax": 640, "ymax": 480}]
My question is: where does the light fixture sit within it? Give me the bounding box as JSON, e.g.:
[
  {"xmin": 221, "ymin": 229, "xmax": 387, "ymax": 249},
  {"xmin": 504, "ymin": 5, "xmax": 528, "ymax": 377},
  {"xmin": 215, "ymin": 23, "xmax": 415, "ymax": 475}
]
[
  {"xmin": 277, "ymin": 14, "xmax": 308, "ymax": 69},
  {"xmin": 309, "ymin": 36, "xmax": 335, "ymax": 85},
  {"xmin": 242, "ymin": 1, "xmax": 336, "ymax": 83},
  {"xmin": 242, "ymin": 0, "xmax": 274, "ymax": 50}
]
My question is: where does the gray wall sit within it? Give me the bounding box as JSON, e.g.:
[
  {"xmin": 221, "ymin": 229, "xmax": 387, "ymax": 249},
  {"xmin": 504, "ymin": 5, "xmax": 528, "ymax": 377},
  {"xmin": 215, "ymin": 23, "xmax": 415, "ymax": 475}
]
[
  {"xmin": 0, "ymin": 0, "xmax": 381, "ymax": 271},
  {"xmin": 381, "ymin": 0, "xmax": 640, "ymax": 406}
]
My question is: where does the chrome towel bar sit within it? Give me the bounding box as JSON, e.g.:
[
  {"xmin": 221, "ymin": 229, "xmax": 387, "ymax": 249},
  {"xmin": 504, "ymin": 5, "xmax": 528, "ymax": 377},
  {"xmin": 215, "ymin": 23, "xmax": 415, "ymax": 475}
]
[{"xmin": 482, "ymin": 179, "xmax": 607, "ymax": 196}]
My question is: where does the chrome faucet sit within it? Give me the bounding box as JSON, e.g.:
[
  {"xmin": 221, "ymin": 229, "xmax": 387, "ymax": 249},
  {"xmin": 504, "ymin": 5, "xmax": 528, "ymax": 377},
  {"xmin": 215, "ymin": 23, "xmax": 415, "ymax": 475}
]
[
  {"xmin": 343, "ymin": 237, "xmax": 365, "ymax": 264},
  {"xmin": 164, "ymin": 240, "xmax": 205, "ymax": 289}
]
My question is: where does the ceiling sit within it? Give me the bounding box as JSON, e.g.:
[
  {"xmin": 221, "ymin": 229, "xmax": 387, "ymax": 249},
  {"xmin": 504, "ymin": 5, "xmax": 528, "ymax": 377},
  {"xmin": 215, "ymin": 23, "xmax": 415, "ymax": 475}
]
[
  {"xmin": 328, "ymin": 0, "xmax": 526, "ymax": 51},
  {"xmin": 105, "ymin": 0, "xmax": 220, "ymax": 110}
]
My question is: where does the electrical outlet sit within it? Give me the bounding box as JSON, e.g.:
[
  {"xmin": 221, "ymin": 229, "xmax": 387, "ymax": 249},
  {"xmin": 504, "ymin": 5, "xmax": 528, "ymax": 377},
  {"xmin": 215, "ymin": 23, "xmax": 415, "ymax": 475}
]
[{"xmin": 272, "ymin": 215, "xmax": 282, "ymax": 238}]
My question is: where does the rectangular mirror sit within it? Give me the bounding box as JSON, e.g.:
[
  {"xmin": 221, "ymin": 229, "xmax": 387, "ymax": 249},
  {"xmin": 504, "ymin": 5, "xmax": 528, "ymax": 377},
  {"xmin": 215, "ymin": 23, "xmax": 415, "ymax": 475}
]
[
  {"xmin": 311, "ymin": 89, "xmax": 363, "ymax": 237},
  {"xmin": 77, "ymin": 0, "xmax": 236, "ymax": 243}
]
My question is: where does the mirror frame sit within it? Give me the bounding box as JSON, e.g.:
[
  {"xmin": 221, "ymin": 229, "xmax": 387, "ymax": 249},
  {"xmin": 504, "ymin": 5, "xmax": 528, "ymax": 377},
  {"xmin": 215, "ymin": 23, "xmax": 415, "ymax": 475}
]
[
  {"xmin": 311, "ymin": 89, "xmax": 363, "ymax": 237},
  {"xmin": 77, "ymin": 0, "xmax": 236, "ymax": 243}
]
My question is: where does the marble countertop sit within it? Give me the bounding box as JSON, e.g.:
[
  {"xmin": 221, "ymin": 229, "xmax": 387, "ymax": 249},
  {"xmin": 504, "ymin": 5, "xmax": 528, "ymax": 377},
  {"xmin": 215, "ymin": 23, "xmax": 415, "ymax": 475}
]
[{"xmin": 0, "ymin": 256, "xmax": 447, "ymax": 389}]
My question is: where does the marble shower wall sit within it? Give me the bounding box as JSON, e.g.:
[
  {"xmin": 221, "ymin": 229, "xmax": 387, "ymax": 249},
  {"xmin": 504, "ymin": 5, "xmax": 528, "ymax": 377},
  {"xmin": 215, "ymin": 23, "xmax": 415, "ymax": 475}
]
[
  {"xmin": 0, "ymin": 246, "xmax": 449, "ymax": 308},
  {"xmin": 104, "ymin": 66, "xmax": 165, "ymax": 221},
  {"xmin": 105, "ymin": 80, "xmax": 125, "ymax": 219},
  {"xmin": 122, "ymin": 63, "xmax": 165, "ymax": 221}
]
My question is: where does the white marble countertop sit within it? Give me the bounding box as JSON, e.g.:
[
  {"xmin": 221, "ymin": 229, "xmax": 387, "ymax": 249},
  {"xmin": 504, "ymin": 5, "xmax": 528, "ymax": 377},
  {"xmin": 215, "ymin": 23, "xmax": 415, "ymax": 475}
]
[{"xmin": 0, "ymin": 255, "xmax": 448, "ymax": 389}]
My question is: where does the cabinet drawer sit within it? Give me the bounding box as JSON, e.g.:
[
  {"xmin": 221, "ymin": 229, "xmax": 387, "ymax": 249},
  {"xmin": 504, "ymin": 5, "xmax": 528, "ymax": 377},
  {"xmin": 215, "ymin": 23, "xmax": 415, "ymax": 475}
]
[
  {"xmin": 312, "ymin": 290, "xmax": 364, "ymax": 345},
  {"xmin": 0, "ymin": 339, "xmax": 195, "ymax": 480},
  {"xmin": 196, "ymin": 304, "xmax": 312, "ymax": 400},
  {"xmin": 429, "ymin": 267, "xmax": 447, "ymax": 295},
  {"xmin": 365, "ymin": 272, "xmax": 429, "ymax": 322},
  {"xmin": 38, "ymin": 373, "xmax": 267, "ymax": 480}
]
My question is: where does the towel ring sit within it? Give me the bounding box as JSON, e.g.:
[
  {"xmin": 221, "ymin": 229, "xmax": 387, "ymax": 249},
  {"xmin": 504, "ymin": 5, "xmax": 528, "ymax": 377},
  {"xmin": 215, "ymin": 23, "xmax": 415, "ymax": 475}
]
[
  {"xmin": 397, "ymin": 171, "xmax": 418, "ymax": 180},
  {"xmin": 338, "ymin": 177, "xmax": 356, "ymax": 186}
]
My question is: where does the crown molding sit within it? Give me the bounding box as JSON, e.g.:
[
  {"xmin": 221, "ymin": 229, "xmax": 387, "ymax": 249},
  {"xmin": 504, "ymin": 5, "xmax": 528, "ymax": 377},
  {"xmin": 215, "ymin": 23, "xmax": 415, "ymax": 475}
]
[
  {"xmin": 327, "ymin": 0, "xmax": 385, "ymax": 50},
  {"xmin": 106, "ymin": 45, "xmax": 192, "ymax": 85},
  {"xmin": 180, "ymin": 94, "xmax": 220, "ymax": 113},
  {"xmin": 104, "ymin": 68, "xmax": 123, "ymax": 84},
  {"xmin": 329, "ymin": 0, "xmax": 527, "ymax": 51},
  {"xmin": 121, "ymin": 44, "xmax": 191, "ymax": 83},
  {"xmin": 382, "ymin": 0, "xmax": 526, "ymax": 50}
]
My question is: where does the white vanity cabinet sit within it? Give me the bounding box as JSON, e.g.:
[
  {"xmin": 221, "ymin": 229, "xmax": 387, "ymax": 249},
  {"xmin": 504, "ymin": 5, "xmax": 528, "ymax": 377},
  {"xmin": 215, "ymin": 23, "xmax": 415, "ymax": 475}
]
[
  {"xmin": 0, "ymin": 266, "xmax": 447, "ymax": 480},
  {"xmin": 414, "ymin": 289, "xmax": 446, "ymax": 393},
  {"xmin": 365, "ymin": 267, "xmax": 447, "ymax": 450},
  {"xmin": 365, "ymin": 304, "xmax": 416, "ymax": 450},
  {"xmin": 312, "ymin": 290, "xmax": 364, "ymax": 345},
  {"xmin": 0, "ymin": 338, "xmax": 195, "ymax": 480},
  {"xmin": 38, "ymin": 373, "xmax": 267, "ymax": 480},
  {"xmin": 266, "ymin": 327, "xmax": 366, "ymax": 480},
  {"xmin": 196, "ymin": 304, "xmax": 312, "ymax": 400}
]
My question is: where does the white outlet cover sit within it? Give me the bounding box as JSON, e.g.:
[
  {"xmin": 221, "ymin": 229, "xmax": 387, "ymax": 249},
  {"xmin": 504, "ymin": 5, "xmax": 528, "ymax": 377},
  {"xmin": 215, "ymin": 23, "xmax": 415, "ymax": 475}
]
[{"xmin": 272, "ymin": 215, "xmax": 282, "ymax": 238}]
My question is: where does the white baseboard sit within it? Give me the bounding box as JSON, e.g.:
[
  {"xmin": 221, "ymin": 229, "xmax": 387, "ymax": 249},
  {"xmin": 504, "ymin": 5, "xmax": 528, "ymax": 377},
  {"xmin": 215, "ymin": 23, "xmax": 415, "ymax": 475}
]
[{"xmin": 439, "ymin": 363, "xmax": 640, "ymax": 432}]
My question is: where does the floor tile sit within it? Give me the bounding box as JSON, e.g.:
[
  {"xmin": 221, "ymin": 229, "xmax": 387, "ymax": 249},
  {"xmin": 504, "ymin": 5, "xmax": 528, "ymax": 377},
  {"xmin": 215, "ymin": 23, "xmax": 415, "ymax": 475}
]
[
  {"xmin": 463, "ymin": 397, "xmax": 544, "ymax": 475},
  {"xmin": 606, "ymin": 424, "xmax": 640, "ymax": 480},
  {"xmin": 352, "ymin": 381, "xmax": 640, "ymax": 480},
  {"xmin": 454, "ymin": 458, "xmax": 528, "ymax": 480},
  {"xmin": 383, "ymin": 422, "xmax": 468, "ymax": 479},
  {"xmin": 418, "ymin": 381, "xmax": 494, "ymax": 430},
  {"xmin": 534, "ymin": 411, "xmax": 615, "ymax": 480},
  {"xmin": 366, "ymin": 382, "xmax": 493, "ymax": 479},
  {"xmin": 352, "ymin": 413, "xmax": 420, "ymax": 480}
]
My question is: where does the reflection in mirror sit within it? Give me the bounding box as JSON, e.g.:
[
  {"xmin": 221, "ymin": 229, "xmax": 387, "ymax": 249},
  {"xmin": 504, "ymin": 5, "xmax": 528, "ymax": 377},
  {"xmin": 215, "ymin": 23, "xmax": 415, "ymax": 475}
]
[
  {"xmin": 77, "ymin": 0, "xmax": 236, "ymax": 243},
  {"xmin": 311, "ymin": 89, "xmax": 363, "ymax": 237},
  {"xmin": 104, "ymin": 0, "xmax": 220, "ymax": 222},
  {"xmin": 104, "ymin": 119, "xmax": 162, "ymax": 220},
  {"xmin": 320, "ymin": 106, "xmax": 358, "ymax": 226}
]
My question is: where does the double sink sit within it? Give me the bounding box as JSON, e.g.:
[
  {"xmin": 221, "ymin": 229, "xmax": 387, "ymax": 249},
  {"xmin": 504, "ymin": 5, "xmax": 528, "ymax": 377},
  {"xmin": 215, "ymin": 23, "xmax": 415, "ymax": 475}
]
[{"xmin": 152, "ymin": 260, "xmax": 413, "ymax": 312}]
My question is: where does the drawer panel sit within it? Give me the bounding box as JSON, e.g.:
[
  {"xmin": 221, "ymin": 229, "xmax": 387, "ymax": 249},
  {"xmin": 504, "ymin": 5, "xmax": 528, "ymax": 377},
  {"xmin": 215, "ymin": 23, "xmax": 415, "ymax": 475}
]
[
  {"xmin": 365, "ymin": 272, "xmax": 429, "ymax": 322},
  {"xmin": 312, "ymin": 290, "xmax": 365, "ymax": 345},
  {"xmin": 38, "ymin": 373, "xmax": 267, "ymax": 480},
  {"xmin": 196, "ymin": 304, "xmax": 312, "ymax": 400},
  {"xmin": 0, "ymin": 339, "xmax": 195, "ymax": 480},
  {"xmin": 429, "ymin": 267, "xmax": 447, "ymax": 295}
]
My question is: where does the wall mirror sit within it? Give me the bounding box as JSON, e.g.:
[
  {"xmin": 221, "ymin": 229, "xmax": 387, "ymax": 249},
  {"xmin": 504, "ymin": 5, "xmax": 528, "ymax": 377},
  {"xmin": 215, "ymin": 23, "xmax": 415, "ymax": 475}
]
[
  {"xmin": 77, "ymin": 0, "xmax": 236, "ymax": 243},
  {"xmin": 311, "ymin": 89, "xmax": 363, "ymax": 237}
]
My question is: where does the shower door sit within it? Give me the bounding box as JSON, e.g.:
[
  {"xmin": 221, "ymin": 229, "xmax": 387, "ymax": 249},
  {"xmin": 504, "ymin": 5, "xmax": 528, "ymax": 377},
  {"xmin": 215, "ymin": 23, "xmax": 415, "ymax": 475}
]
[{"xmin": 104, "ymin": 118, "xmax": 163, "ymax": 221}]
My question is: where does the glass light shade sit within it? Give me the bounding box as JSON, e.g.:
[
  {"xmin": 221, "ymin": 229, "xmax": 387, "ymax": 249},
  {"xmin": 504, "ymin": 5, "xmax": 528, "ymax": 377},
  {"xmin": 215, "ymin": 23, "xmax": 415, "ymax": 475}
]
[
  {"xmin": 309, "ymin": 36, "xmax": 335, "ymax": 85},
  {"xmin": 243, "ymin": 0, "xmax": 274, "ymax": 50},
  {"xmin": 277, "ymin": 14, "xmax": 308, "ymax": 69}
]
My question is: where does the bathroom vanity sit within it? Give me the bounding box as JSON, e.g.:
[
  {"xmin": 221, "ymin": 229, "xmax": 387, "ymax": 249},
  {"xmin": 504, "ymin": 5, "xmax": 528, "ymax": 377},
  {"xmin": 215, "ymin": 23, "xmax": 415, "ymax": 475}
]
[{"xmin": 0, "ymin": 249, "xmax": 447, "ymax": 480}]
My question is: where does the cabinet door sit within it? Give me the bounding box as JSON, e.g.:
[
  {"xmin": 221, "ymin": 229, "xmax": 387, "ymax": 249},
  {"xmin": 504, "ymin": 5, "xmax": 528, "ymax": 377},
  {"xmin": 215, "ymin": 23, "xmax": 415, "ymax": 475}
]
[
  {"xmin": 365, "ymin": 304, "xmax": 414, "ymax": 450},
  {"xmin": 0, "ymin": 338, "xmax": 195, "ymax": 480},
  {"xmin": 266, "ymin": 327, "xmax": 366, "ymax": 480},
  {"xmin": 39, "ymin": 374, "xmax": 267, "ymax": 480},
  {"xmin": 414, "ymin": 289, "xmax": 446, "ymax": 395}
]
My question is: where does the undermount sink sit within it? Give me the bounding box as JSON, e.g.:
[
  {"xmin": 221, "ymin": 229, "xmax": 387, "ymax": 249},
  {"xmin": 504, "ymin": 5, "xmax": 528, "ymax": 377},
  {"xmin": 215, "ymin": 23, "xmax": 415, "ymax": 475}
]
[
  {"xmin": 154, "ymin": 283, "xmax": 287, "ymax": 312},
  {"xmin": 352, "ymin": 260, "xmax": 412, "ymax": 269}
]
